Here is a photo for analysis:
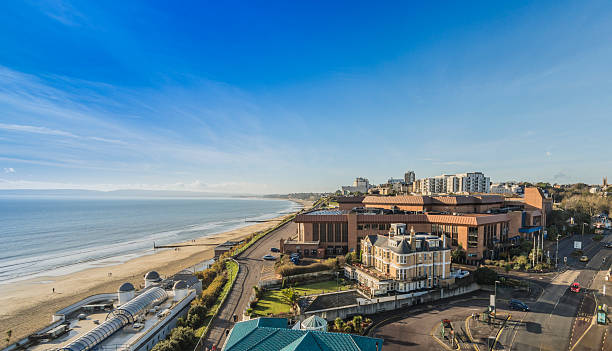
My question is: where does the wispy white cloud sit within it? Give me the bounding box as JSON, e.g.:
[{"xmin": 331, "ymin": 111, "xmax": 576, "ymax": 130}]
[
  {"xmin": 3, "ymin": 167, "xmax": 15, "ymax": 174},
  {"xmin": 546, "ymin": 151, "xmax": 552, "ymax": 157},
  {"xmin": 0, "ymin": 123, "xmax": 77, "ymax": 138},
  {"xmin": 0, "ymin": 65, "xmax": 295, "ymax": 191},
  {"xmin": 31, "ymin": 0, "xmax": 89, "ymax": 27},
  {"xmin": 0, "ymin": 123, "xmax": 125, "ymax": 144}
]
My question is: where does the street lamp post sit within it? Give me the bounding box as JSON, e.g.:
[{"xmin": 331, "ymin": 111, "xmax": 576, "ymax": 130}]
[
  {"xmin": 556, "ymin": 236, "xmax": 559, "ymax": 268},
  {"xmin": 494, "ymin": 280, "xmax": 500, "ymax": 316}
]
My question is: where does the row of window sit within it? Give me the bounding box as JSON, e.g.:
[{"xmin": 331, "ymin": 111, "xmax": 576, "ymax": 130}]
[
  {"xmin": 312, "ymin": 222, "xmax": 349, "ymax": 242},
  {"xmin": 431, "ymin": 223, "xmax": 459, "ymax": 246},
  {"xmin": 357, "ymin": 223, "xmax": 392, "ymax": 231}
]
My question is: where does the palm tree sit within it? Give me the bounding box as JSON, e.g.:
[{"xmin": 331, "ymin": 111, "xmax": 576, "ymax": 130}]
[{"xmin": 280, "ymin": 288, "xmax": 299, "ymax": 311}]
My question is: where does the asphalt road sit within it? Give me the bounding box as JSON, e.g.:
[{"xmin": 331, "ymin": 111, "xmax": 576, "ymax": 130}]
[
  {"xmin": 201, "ymin": 219, "xmax": 299, "ymax": 350},
  {"xmin": 506, "ymin": 234, "xmax": 611, "ymax": 351},
  {"xmin": 368, "ymin": 292, "xmax": 491, "ymax": 351}
]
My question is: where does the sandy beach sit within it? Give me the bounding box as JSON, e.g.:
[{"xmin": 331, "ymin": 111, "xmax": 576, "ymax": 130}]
[{"xmin": 0, "ymin": 199, "xmax": 311, "ymax": 343}]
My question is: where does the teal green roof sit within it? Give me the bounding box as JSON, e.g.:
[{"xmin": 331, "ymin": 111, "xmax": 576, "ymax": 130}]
[{"xmin": 223, "ymin": 318, "xmax": 383, "ymax": 351}]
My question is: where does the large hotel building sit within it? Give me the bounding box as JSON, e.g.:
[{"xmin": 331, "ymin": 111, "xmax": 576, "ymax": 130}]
[
  {"xmin": 281, "ymin": 187, "xmax": 551, "ymax": 265},
  {"xmin": 345, "ymin": 223, "xmax": 452, "ymax": 296}
]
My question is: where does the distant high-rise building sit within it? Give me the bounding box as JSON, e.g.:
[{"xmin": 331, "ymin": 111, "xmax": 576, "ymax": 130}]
[
  {"xmin": 404, "ymin": 171, "xmax": 416, "ymax": 184},
  {"xmin": 416, "ymin": 172, "xmax": 490, "ymax": 194},
  {"xmin": 604, "ymin": 176, "xmax": 608, "ymax": 188},
  {"xmin": 340, "ymin": 177, "xmax": 371, "ymax": 195}
]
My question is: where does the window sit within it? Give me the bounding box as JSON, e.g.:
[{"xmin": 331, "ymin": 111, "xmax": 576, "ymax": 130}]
[
  {"xmin": 327, "ymin": 223, "xmax": 334, "ymax": 242},
  {"xmin": 468, "ymin": 227, "xmax": 478, "ymax": 248},
  {"xmin": 357, "ymin": 224, "xmax": 363, "ymax": 230},
  {"xmin": 341, "ymin": 223, "xmax": 348, "ymax": 242},
  {"xmin": 313, "ymin": 223, "xmax": 319, "ymax": 241},
  {"xmin": 335, "ymin": 223, "xmax": 341, "ymax": 242},
  {"xmin": 320, "ymin": 223, "xmax": 327, "ymax": 242},
  {"xmin": 452, "ymin": 226, "xmax": 458, "ymax": 246}
]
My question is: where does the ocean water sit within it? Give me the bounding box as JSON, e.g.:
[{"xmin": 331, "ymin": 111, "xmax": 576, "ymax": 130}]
[{"xmin": 0, "ymin": 197, "xmax": 298, "ymax": 284}]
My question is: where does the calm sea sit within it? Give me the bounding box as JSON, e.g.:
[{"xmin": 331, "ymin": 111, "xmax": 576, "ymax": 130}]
[{"xmin": 0, "ymin": 197, "xmax": 297, "ymax": 284}]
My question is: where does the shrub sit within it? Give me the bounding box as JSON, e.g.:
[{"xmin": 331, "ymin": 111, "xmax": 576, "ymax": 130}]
[
  {"xmin": 196, "ymin": 269, "xmax": 218, "ymax": 287},
  {"xmin": 245, "ymin": 308, "xmax": 253, "ymax": 316},
  {"xmin": 504, "ymin": 264, "xmax": 511, "ymax": 273},
  {"xmin": 484, "ymin": 259, "xmax": 493, "ymax": 265},
  {"xmin": 352, "ymin": 315, "xmax": 363, "ymax": 333},
  {"xmin": 199, "ymin": 272, "xmax": 228, "ymax": 308},
  {"xmin": 334, "ymin": 317, "xmax": 344, "ymax": 331},
  {"xmin": 515, "ymin": 255, "xmax": 528, "ymax": 266},
  {"xmin": 474, "ymin": 267, "xmax": 498, "ymax": 285},
  {"xmin": 276, "ymin": 258, "xmax": 340, "ymax": 277}
]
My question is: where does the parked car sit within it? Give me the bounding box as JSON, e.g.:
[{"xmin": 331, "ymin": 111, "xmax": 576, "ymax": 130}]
[
  {"xmin": 580, "ymin": 255, "xmax": 589, "ymax": 262},
  {"xmin": 570, "ymin": 282, "xmax": 581, "ymax": 293},
  {"xmin": 509, "ymin": 299, "xmax": 530, "ymax": 311},
  {"xmin": 270, "ymin": 247, "xmax": 280, "ymax": 253},
  {"xmin": 604, "ymin": 243, "xmax": 612, "ymax": 249},
  {"xmin": 262, "ymin": 254, "xmax": 277, "ymax": 261}
]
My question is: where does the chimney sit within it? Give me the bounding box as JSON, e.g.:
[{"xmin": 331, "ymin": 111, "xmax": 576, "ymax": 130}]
[{"xmin": 410, "ymin": 226, "xmax": 416, "ymax": 251}]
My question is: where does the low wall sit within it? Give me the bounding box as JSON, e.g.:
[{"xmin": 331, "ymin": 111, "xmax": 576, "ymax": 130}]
[{"xmin": 303, "ymin": 283, "xmax": 480, "ymax": 321}]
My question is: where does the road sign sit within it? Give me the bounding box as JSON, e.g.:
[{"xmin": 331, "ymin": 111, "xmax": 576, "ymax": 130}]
[{"xmin": 574, "ymin": 241, "xmax": 582, "ymax": 250}]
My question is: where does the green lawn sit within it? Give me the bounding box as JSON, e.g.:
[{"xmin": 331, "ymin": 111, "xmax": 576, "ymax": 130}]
[{"xmin": 252, "ymin": 280, "xmax": 352, "ymax": 317}]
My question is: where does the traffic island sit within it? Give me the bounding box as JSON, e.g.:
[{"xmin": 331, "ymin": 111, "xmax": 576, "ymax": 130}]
[
  {"xmin": 466, "ymin": 311, "xmax": 510, "ymax": 350},
  {"xmin": 430, "ymin": 319, "xmax": 460, "ymax": 350}
]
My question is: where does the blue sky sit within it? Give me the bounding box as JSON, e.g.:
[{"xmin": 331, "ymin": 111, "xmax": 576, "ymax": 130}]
[{"xmin": 0, "ymin": 1, "xmax": 611, "ymax": 193}]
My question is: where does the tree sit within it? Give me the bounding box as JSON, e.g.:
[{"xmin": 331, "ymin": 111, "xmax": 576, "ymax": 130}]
[
  {"xmin": 451, "ymin": 246, "xmax": 466, "ymax": 263},
  {"xmin": 515, "ymin": 255, "xmax": 528, "ymax": 267},
  {"xmin": 151, "ymin": 340, "xmax": 174, "ymax": 351},
  {"xmin": 334, "ymin": 317, "xmax": 344, "ymax": 331},
  {"xmin": 169, "ymin": 327, "xmax": 197, "ymax": 351},
  {"xmin": 345, "ymin": 252, "xmax": 354, "ymax": 265},
  {"xmin": 280, "ymin": 287, "xmax": 299, "ymax": 310},
  {"xmin": 352, "ymin": 315, "xmax": 363, "ymax": 333},
  {"xmin": 5, "ymin": 330, "xmax": 11, "ymax": 346}
]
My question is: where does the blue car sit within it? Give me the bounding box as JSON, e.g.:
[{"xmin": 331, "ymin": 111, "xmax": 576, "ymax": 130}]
[{"xmin": 509, "ymin": 299, "xmax": 529, "ymax": 311}]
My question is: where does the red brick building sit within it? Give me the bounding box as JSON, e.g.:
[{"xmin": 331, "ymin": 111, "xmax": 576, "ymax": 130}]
[{"xmin": 281, "ymin": 188, "xmax": 550, "ymax": 265}]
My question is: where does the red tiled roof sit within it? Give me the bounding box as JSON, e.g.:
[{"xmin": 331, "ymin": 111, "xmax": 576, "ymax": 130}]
[
  {"xmin": 363, "ymin": 195, "xmax": 432, "ymax": 205},
  {"xmin": 363, "ymin": 194, "xmax": 503, "ymax": 206}
]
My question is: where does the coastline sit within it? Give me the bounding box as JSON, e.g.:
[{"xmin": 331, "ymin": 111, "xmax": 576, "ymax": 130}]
[{"xmin": 0, "ymin": 198, "xmax": 312, "ymax": 342}]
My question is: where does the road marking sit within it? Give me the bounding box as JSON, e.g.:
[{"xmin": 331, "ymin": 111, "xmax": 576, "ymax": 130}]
[
  {"xmin": 431, "ymin": 322, "xmax": 456, "ymax": 350},
  {"xmin": 464, "ymin": 315, "xmax": 480, "ymax": 351},
  {"xmin": 491, "ymin": 315, "xmax": 510, "ymax": 351}
]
